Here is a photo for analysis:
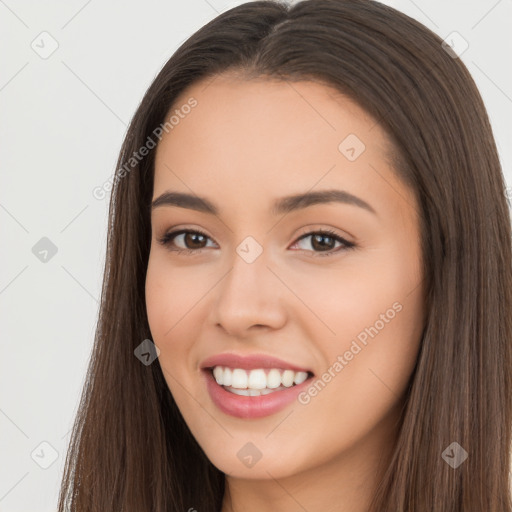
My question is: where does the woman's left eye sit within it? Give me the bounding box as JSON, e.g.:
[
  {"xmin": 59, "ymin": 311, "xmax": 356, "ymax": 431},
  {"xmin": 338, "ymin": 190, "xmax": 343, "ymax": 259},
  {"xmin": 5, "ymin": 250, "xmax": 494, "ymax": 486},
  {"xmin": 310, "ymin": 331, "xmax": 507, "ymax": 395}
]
[
  {"xmin": 157, "ymin": 229, "xmax": 355, "ymax": 257},
  {"xmin": 291, "ymin": 230, "xmax": 355, "ymax": 256}
]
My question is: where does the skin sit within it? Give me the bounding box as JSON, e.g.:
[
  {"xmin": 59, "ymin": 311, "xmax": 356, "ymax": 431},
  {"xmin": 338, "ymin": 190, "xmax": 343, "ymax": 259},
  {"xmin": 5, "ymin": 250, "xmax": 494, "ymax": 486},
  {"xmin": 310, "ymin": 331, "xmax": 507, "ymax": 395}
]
[{"xmin": 145, "ymin": 73, "xmax": 426, "ymax": 512}]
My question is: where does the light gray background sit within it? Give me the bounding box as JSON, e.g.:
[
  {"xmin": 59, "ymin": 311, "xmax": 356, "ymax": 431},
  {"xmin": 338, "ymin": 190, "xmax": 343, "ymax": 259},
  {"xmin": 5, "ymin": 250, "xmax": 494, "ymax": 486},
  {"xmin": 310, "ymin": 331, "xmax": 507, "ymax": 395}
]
[{"xmin": 1, "ymin": 1, "xmax": 510, "ymax": 510}]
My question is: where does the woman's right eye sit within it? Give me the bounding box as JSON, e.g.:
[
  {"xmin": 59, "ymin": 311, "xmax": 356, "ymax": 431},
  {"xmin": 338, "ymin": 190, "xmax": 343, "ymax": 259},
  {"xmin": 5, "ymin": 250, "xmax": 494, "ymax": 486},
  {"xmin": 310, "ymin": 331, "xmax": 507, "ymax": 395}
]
[{"xmin": 157, "ymin": 229, "xmax": 216, "ymax": 254}]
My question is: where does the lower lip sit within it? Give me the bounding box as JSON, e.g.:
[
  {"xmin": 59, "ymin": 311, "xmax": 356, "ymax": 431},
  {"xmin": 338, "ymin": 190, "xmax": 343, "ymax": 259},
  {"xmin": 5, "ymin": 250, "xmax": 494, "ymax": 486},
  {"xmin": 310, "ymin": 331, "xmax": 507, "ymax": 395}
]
[{"xmin": 202, "ymin": 369, "xmax": 314, "ymax": 419}]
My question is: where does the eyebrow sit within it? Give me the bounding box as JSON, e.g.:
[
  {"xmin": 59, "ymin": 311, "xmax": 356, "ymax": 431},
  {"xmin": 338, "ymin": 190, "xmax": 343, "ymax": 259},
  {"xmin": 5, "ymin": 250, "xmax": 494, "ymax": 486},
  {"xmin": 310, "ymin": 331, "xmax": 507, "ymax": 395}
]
[{"xmin": 151, "ymin": 189, "xmax": 377, "ymax": 216}]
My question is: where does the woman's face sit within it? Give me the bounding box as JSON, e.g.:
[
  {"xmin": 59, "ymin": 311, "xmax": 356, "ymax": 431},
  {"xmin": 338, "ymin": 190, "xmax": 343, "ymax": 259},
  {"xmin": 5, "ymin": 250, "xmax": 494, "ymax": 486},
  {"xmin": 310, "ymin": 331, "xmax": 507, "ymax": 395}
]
[{"xmin": 146, "ymin": 74, "xmax": 425, "ymax": 482}]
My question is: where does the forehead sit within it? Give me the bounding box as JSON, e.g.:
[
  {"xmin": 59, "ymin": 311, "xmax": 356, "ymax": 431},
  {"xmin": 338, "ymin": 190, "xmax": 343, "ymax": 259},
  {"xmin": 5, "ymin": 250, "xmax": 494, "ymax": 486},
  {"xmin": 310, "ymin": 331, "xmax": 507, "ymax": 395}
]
[
  {"xmin": 152, "ymin": 75, "xmax": 412, "ymax": 220},
  {"xmin": 156, "ymin": 74, "xmax": 388, "ymax": 161}
]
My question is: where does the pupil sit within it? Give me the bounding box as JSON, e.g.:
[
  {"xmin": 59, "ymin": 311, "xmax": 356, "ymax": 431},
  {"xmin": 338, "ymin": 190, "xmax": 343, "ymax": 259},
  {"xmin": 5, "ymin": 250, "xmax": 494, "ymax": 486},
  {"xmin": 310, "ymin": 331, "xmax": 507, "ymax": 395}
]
[
  {"xmin": 312, "ymin": 234, "xmax": 333, "ymax": 251},
  {"xmin": 186, "ymin": 233, "xmax": 206, "ymax": 249}
]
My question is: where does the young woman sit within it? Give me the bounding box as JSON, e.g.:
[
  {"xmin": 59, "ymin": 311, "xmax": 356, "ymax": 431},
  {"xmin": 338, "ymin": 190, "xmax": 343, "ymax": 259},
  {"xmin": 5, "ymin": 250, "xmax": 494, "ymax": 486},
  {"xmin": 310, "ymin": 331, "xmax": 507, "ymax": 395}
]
[{"xmin": 58, "ymin": 1, "xmax": 512, "ymax": 510}]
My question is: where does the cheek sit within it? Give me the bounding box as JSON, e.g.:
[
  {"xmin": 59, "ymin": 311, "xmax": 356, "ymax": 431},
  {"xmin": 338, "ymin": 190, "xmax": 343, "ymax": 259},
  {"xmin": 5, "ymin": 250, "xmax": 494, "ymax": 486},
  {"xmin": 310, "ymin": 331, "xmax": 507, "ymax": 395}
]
[
  {"xmin": 145, "ymin": 259, "xmax": 196, "ymax": 412},
  {"xmin": 289, "ymin": 295, "xmax": 422, "ymax": 475},
  {"xmin": 303, "ymin": 252, "xmax": 423, "ymax": 432},
  {"xmin": 309, "ymin": 313, "xmax": 420, "ymax": 460},
  {"xmin": 293, "ymin": 245, "xmax": 423, "ymax": 414},
  {"xmin": 144, "ymin": 255, "xmax": 197, "ymax": 383},
  {"xmin": 145, "ymin": 253, "xmax": 203, "ymax": 339},
  {"xmin": 286, "ymin": 254, "xmax": 417, "ymax": 345}
]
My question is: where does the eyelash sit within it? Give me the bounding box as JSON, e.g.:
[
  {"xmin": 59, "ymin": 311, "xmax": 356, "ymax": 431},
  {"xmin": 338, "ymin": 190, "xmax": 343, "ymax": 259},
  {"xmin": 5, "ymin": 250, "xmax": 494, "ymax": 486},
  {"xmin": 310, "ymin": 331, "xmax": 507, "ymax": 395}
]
[{"xmin": 157, "ymin": 228, "xmax": 356, "ymax": 257}]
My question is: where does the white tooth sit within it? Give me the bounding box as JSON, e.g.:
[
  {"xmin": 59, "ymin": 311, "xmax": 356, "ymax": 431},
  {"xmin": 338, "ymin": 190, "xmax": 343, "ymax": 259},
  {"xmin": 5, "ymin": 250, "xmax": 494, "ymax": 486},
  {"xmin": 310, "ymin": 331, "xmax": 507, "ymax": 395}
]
[
  {"xmin": 213, "ymin": 366, "xmax": 224, "ymax": 385},
  {"xmin": 223, "ymin": 367, "xmax": 232, "ymax": 386},
  {"xmin": 224, "ymin": 383, "xmax": 291, "ymax": 396},
  {"xmin": 215, "ymin": 366, "xmax": 310, "ymax": 390},
  {"xmin": 228, "ymin": 387, "xmax": 250, "ymax": 396},
  {"xmin": 266, "ymin": 369, "xmax": 282, "ymax": 389},
  {"xmin": 281, "ymin": 370, "xmax": 295, "ymax": 387},
  {"xmin": 293, "ymin": 371, "xmax": 308, "ymax": 385},
  {"xmin": 231, "ymin": 368, "xmax": 248, "ymax": 389},
  {"xmin": 248, "ymin": 369, "xmax": 267, "ymax": 389}
]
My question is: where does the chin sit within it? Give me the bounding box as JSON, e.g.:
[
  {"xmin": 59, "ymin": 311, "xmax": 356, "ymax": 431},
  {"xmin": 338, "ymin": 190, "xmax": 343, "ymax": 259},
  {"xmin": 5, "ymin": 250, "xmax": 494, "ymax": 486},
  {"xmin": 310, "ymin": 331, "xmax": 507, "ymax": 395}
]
[{"xmin": 198, "ymin": 435, "xmax": 313, "ymax": 480}]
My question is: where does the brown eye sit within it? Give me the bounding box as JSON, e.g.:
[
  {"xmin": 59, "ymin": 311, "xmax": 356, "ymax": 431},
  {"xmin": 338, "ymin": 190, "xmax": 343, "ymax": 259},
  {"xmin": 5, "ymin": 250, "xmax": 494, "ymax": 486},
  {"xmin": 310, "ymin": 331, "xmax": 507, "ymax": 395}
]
[
  {"xmin": 158, "ymin": 229, "xmax": 215, "ymax": 253},
  {"xmin": 291, "ymin": 230, "xmax": 355, "ymax": 257}
]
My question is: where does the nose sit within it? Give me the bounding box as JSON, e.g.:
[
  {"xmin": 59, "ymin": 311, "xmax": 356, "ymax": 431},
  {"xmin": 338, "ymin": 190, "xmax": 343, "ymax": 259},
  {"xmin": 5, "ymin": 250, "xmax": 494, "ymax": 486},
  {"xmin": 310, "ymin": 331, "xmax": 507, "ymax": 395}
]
[{"xmin": 209, "ymin": 250, "xmax": 287, "ymax": 338}]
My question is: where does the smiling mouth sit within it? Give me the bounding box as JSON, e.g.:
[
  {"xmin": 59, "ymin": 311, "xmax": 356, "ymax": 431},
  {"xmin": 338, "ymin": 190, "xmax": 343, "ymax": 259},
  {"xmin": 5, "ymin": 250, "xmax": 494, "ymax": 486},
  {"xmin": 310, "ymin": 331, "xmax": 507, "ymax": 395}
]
[{"xmin": 206, "ymin": 366, "xmax": 315, "ymax": 396}]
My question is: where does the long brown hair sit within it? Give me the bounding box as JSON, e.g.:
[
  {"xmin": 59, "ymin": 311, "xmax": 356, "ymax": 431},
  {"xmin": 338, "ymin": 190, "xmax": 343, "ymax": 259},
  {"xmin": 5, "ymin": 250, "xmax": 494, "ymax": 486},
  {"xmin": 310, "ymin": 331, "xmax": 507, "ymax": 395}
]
[{"xmin": 57, "ymin": 1, "xmax": 512, "ymax": 510}]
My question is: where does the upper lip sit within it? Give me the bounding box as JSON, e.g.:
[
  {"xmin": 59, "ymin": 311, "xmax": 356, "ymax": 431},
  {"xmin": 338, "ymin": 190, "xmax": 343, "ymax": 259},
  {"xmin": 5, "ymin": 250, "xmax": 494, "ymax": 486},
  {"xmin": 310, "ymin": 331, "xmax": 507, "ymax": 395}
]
[{"xmin": 200, "ymin": 353, "xmax": 314, "ymax": 374}]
